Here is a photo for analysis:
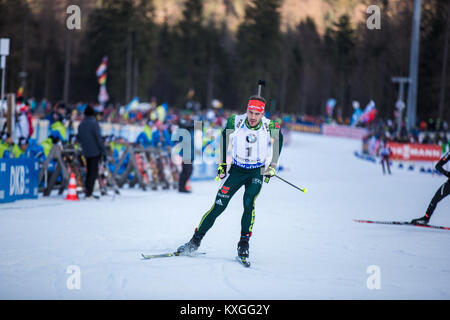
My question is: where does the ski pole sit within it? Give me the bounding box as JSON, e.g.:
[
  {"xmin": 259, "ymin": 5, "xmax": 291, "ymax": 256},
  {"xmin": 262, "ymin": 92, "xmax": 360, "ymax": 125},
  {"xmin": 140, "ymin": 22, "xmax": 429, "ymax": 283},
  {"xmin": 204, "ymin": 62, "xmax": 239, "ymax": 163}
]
[
  {"xmin": 257, "ymin": 79, "xmax": 266, "ymax": 97},
  {"xmin": 274, "ymin": 174, "xmax": 307, "ymax": 193}
]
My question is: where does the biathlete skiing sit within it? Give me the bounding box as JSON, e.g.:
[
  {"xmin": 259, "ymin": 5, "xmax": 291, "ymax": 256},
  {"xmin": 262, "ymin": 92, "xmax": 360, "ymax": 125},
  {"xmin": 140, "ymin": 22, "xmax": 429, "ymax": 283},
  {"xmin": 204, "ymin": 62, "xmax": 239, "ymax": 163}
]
[
  {"xmin": 411, "ymin": 151, "xmax": 450, "ymax": 225},
  {"xmin": 176, "ymin": 80, "xmax": 283, "ymax": 266}
]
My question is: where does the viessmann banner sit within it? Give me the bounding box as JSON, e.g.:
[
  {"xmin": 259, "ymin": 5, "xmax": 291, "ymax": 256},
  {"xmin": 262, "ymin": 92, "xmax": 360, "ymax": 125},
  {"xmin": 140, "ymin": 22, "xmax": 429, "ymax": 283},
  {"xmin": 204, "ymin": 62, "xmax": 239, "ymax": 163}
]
[{"xmin": 388, "ymin": 142, "xmax": 442, "ymax": 162}]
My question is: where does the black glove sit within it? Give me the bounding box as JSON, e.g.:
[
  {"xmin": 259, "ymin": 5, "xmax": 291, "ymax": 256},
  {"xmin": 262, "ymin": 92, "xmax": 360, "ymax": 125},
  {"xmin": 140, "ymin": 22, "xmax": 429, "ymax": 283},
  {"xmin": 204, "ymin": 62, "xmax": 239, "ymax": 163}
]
[{"xmin": 264, "ymin": 164, "xmax": 276, "ymax": 183}]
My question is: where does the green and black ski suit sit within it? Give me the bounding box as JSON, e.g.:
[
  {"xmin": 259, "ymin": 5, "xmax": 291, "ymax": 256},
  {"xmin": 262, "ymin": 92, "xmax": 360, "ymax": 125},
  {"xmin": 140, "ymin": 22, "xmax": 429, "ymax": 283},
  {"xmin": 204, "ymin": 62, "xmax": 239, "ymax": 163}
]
[{"xmin": 195, "ymin": 114, "xmax": 283, "ymax": 236}]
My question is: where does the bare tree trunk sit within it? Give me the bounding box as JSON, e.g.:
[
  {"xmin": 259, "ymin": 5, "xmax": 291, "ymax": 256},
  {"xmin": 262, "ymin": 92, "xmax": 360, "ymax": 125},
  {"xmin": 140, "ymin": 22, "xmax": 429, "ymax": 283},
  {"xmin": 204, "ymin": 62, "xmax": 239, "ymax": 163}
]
[
  {"xmin": 63, "ymin": 31, "xmax": 72, "ymax": 103},
  {"xmin": 206, "ymin": 60, "xmax": 214, "ymax": 110},
  {"xmin": 44, "ymin": 56, "xmax": 50, "ymax": 100},
  {"xmin": 132, "ymin": 56, "xmax": 139, "ymax": 98},
  {"xmin": 438, "ymin": 3, "xmax": 450, "ymax": 120},
  {"xmin": 125, "ymin": 31, "xmax": 133, "ymax": 103},
  {"xmin": 21, "ymin": 12, "xmax": 29, "ymax": 96},
  {"xmin": 300, "ymin": 64, "xmax": 309, "ymax": 115}
]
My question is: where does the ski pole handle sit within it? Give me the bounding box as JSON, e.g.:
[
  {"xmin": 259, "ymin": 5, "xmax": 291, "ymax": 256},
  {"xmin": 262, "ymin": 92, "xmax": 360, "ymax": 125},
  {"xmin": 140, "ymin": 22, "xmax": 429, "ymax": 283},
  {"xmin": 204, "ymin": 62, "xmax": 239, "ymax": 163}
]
[
  {"xmin": 274, "ymin": 174, "xmax": 307, "ymax": 193},
  {"xmin": 257, "ymin": 80, "xmax": 266, "ymax": 97}
]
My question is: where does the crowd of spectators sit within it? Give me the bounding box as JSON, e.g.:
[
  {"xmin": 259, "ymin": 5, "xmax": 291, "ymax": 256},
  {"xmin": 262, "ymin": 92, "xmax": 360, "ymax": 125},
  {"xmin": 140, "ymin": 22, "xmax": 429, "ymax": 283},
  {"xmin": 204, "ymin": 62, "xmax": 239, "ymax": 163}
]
[
  {"xmin": 362, "ymin": 117, "xmax": 449, "ymax": 147},
  {"xmin": 1, "ymin": 94, "xmax": 448, "ymax": 161}
]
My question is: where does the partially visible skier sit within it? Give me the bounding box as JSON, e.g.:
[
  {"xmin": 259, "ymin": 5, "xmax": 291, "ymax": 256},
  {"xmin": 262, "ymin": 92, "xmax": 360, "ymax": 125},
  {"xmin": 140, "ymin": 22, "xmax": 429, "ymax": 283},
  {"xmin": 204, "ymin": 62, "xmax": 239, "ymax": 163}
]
[
  {"xmin": 411, "ymin": 151, "xmax": 450, "ymax": 224},
  {"xmin": 378, "ymin": 137, "xmax": 391, "ymax": 175}
]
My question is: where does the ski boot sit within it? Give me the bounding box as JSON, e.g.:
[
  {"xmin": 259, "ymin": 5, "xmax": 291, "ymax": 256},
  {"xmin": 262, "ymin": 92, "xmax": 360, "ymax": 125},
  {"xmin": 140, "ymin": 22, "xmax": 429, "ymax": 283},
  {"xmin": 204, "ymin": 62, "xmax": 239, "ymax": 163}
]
[
  {"xmin": 176, "ymin": 231, "xmax": 204, "ymax": 256},
  {"xmin": 411, "ymin": 213, "xmax": 430, "ymax": 225},
  {"xmin": 236, "ymin": 233, "xmax": 251, "ymax": 267}
]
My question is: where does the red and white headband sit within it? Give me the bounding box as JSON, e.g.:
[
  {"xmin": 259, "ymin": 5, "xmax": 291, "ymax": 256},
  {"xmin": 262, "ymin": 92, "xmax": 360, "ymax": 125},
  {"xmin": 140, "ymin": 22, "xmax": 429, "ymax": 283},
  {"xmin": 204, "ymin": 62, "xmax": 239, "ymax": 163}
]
[{"xmin": 247, "ymin": 99, "xmax": 265, "ymax": 113}]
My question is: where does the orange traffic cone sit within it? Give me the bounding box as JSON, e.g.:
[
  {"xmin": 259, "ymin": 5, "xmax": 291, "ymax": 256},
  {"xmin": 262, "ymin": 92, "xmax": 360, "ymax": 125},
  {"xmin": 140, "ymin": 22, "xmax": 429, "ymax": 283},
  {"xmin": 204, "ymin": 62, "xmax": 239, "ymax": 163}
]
[
  {"xmin": 185, "ymin": 179, "xmax": 192, "ymax": 192},
  {"xmin": 65, "ymin": 173, "xmax": 80, "ymax": 201}
]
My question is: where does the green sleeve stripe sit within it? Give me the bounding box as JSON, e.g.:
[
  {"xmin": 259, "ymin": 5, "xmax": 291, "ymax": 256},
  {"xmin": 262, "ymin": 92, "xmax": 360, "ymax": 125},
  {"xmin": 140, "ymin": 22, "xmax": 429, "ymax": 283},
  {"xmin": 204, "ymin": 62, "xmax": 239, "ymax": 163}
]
[{"xmin": 269, "ymin": 121, "xmax": 283, "ymax": 165}]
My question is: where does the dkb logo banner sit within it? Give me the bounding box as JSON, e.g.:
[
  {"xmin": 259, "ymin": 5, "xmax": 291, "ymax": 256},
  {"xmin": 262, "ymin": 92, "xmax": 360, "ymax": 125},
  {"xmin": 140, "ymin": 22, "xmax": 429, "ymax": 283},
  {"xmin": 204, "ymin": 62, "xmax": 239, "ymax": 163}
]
[{"xmin": 0, "ymin": 158, "xmax": 40, "ymax": 203}]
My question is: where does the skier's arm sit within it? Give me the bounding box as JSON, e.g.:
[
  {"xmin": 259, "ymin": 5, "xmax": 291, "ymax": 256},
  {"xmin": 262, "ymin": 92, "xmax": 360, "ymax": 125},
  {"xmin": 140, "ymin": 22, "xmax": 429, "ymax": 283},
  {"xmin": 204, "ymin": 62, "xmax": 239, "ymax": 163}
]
[
  {"xmin": 269, "ymin": 120, "xmax": 283, "ymax": 166},
  {"xmin": 436, "ymin": 152, "xmax": 450, "ymax": 177},
  {"xmin": 220, "ymin": 115, "xmax": 235, "ymax": 164}
]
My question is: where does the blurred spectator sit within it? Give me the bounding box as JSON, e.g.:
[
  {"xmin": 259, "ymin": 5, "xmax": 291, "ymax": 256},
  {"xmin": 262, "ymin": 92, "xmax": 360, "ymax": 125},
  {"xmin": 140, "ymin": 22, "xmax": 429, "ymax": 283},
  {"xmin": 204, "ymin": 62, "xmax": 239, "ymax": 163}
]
[
  {"xmin": 422, "ymin": 133, "xmax": 431, "ymax": 144},
  {"xmin": 428, "ymin": 118, "xmax": 435, "ymax": 131},
  {"xmin": 378, "ymin": 137, "xmax": 392, "ymax": 175},
  {"xmin": 15, "ymin": 102, "xmax": 32, "ymax": 140},
  {"xmin": 77, "ymin": 105, "xmax": 106, "ymax": 199},
  {"xmin": 177, "ymin": 110, "xmax": 195, "ymax": 193},
  {"xmin": 152, "ymin": 120, "xmax": 173, "ymax": 148},
  {"xmin": 47, "ymin": 102, "xmax": 66, "ymax": 125},
  {"xmin": 420, "ymin": 120, "xmax": 427, "ymax": 132},
  {"xmin": 0, "ymin": 132, "xmax": 13, "ymax": 159},
  {"xmin": 12, "ymin": 137, "xmax": 30, "ymax": 158}
]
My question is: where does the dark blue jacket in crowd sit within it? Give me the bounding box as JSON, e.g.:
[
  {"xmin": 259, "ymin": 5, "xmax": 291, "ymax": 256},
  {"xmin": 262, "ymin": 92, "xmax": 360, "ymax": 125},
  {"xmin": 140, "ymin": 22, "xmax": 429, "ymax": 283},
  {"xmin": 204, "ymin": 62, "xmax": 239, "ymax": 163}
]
[
  {"xmin": 151, "ymin": 129, "xmax": 173, "ymax": 148},
  {"xmin": 77, "ymin": 116, "xmax": 106, "ymax": 158}
]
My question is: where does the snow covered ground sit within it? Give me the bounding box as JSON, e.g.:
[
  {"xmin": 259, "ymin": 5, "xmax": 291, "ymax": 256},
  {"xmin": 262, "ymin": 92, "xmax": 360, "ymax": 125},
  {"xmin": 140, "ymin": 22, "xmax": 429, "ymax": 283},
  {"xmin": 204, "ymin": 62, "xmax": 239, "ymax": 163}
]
[{"xmin": 0, "ymin": 132, "xmax": 449, "ymax": 300}]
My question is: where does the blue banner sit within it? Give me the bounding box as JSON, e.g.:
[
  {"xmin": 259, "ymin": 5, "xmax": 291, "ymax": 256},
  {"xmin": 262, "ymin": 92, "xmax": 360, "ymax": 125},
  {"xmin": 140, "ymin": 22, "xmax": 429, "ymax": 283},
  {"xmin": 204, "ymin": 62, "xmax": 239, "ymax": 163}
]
[{"xmin": 0, "ymin": 158, "xmax": 40, "ymax": 203}]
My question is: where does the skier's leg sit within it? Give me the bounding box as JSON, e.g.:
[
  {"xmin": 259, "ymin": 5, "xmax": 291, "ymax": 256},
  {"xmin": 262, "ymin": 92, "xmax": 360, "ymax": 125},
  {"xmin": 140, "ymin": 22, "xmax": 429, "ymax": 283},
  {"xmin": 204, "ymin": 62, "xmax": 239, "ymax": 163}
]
[
  {"xmin": 387, "ymin": 156, "xmax": 391, "ymax": 174},
  {"xmin": 425, "ymin": 182, "xmax": 450, "ymax": 218},
  {"xmin": 177, "ymin": 167, "xmax": 247, "ymax": 255},
  {"xmin": 237, "ymin": 171, "xmax": 263, "ymax": 258},
  {"xmin": 195, "ymin": 166, "xmax": 247, "ymax": 235},
  {"xmin": 413, "ymin": 181, "xmax": 450, "ymax": 223},
  {"xmin": 241, "ymin": 175, "xmax": 263, "ymax": 234}
]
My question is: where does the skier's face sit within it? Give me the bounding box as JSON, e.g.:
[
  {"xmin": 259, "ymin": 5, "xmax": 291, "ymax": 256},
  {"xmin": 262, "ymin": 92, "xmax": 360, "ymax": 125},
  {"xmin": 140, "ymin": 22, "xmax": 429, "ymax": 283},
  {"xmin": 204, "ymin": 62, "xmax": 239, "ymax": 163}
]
[{"xmin": 247, "ymin": 110, "xmax": 263, "ymax": 127}]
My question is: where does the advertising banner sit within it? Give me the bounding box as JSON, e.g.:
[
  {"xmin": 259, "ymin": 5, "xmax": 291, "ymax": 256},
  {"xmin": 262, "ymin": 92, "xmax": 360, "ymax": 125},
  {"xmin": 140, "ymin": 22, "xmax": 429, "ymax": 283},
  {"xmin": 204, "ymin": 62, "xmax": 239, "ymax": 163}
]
[
  {"xmin": 287, "ymin": 122, "xmax": 322, "ymax": 134},
  {"xmin": 322, "ymin": 124, "xmax": 368, "ymax": 139},
  {"xmin": 388, "ymin": 142, "xmax": 442, "ymax": 162},
  {"xmin": 0, "ymin": 158, "xmax": 40, "ymax": 203}
]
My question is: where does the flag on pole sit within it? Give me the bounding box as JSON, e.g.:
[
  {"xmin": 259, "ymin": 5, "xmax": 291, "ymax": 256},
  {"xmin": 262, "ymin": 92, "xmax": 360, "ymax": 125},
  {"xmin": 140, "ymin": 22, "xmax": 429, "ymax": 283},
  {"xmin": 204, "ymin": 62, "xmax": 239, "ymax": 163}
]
[
  {"xmin": 96, "ymin": 56, "xmax": 108, "ymax": 78},
  {"xmin": 126, "ymin": 97, "xmax": 139, "ymax": 112},
  {"xmin": 98, "ymin": 85, "xmax": 109, "ymax": 105},
  {"xmin": 326, "ymin": 98, "xmax": 336, "ymax": 117},
  {"xmin": 98, "ymin": 73, "xmax": 107, "ymax": 86},
  {"xmin": 350, "ymin": 100, "xmax": 362, "ymax": 127},
  {"xmin": 359, "ymin": 100, "xmax": 377, "ymax": 124},
  {"xmin": 16, "ymin": 86, "xmax": 24, "ymax": 98}
]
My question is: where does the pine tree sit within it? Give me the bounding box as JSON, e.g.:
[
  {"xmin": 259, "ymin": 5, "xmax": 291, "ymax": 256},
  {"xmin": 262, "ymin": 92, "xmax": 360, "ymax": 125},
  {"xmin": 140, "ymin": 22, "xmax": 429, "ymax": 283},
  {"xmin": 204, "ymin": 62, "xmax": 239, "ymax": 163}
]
[
  {"xmin": 325, "ymin": 14, "xmax": 355, "ymax": 119},
  {"xmin": 170, "ymin": 0, "xmax": 225, "ymax": 109},
  {"xmin": 236, "ymin": 0, "xmax": 282, "ymax": 110},
  {"xmin": 82, "ymin": 0, "xmax": 157, "ymax": 104},
  {"xmin": 170, "ymin": 0, "xmax": 207, "ymax": 107}
]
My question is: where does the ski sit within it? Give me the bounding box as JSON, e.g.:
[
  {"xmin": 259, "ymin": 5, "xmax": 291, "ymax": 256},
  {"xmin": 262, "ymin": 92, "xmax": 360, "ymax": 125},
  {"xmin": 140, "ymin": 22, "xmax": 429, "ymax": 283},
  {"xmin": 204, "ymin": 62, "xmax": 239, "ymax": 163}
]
[
  {"xmin": 353, "ymin": 219, "xmax": 450, "ymax": 231},
  {"xmin": 236, "ymin": 256, "xmax": 251, "ymax": 268},
  {"xmin": 141, "ymin": 252, "xmax": 178, "ymax": 259},
  {"xmin": 141, "ymin": 252, "xmax": 206, "ymax": 260}
]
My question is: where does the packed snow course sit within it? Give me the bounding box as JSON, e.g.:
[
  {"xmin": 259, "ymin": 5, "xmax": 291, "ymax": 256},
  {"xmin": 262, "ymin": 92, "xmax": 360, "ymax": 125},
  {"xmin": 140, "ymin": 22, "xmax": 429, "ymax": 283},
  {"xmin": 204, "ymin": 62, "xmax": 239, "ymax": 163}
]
[{"xmin": 0, "ymin": 132, "xmax": 449, "ymax": 299}]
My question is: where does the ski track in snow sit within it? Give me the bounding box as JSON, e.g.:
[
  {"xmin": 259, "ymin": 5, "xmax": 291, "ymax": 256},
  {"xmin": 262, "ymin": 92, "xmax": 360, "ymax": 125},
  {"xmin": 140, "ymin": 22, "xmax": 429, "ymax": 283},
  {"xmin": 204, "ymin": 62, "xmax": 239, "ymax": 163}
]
[{"xmin": 0, "ymin": 132, "xmax": 449, "ymax": 299}]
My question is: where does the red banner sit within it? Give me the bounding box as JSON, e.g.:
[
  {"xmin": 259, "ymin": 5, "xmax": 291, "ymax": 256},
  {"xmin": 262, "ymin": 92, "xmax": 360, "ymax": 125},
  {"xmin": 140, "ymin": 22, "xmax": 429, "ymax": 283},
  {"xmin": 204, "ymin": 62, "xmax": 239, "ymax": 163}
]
[{"xmin": 387, "ymin": 142, "xmax": 442, "ymax": 162}]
